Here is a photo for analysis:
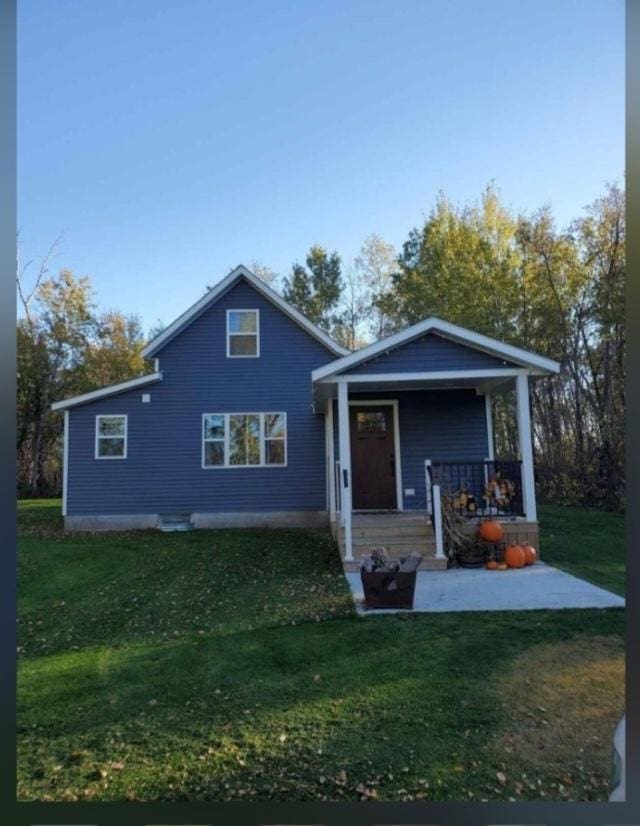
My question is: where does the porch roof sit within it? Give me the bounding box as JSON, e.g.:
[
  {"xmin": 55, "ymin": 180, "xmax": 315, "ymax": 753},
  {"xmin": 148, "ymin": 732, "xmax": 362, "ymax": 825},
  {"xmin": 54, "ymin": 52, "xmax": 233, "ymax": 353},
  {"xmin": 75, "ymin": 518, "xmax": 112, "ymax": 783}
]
[
  {"xmin": 313, "ymin": 367, "xmax": 534, "ymax": 407},
  {"xmin": 312, "ymin": 317, "xmax": 561, "ymax": 383},
  {"xmin": 311, "ymin": 317, "xmax": 560, "ymax": 407}
]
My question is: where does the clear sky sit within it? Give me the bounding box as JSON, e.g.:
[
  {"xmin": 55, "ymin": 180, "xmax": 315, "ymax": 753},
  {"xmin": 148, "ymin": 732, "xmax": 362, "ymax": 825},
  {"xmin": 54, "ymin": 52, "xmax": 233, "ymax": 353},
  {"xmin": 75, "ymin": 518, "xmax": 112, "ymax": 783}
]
[{"xmin": 18, "ymin": 0, "xmax": 624, "ymax": 333}]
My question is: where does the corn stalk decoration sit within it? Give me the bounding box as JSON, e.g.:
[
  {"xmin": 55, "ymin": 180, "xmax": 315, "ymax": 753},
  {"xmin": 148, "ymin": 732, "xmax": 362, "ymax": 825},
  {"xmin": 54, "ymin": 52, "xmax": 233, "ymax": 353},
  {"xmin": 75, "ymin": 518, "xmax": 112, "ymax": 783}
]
[{"xmin": 440, "ymin": 492, "xmax": 481, "ymax": 562}]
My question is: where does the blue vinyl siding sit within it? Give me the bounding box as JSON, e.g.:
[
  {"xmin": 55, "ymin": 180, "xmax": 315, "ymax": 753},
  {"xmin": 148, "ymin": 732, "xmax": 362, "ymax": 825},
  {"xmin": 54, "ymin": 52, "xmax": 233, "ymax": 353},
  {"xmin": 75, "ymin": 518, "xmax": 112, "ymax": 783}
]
[
  {"xmin": 333, "ymin": 389, "xmax": 489, "ymax": 510},
  {"xmin": 343, "ymin": 332, "xmax": 514, "ymax": 375},
  {"xmin": 67, "ymin": 279, "xmax": 336, "ymax": 515}
]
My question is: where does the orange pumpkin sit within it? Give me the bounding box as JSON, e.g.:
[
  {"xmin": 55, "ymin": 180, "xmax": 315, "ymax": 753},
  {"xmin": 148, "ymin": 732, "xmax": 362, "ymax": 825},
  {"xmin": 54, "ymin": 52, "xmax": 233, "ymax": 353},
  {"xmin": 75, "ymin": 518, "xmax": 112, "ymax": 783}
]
[
  {"xmin": 504, "ymin": 544, "xmax": 526, "ymax": 568},
  {"xmin": 521, "ymin": 542, "xmax": 537, "ymax": 565},
  {"xmin": 478, "ymin": 520, "xmax": 504, "ymax": 542},
  {"xmin": 486, "ymin": 560, "xmax": 499, "ymax": 570},
  {"xmin": 497, "ymin": 562, "xmax": 508, "ymax": 571}
]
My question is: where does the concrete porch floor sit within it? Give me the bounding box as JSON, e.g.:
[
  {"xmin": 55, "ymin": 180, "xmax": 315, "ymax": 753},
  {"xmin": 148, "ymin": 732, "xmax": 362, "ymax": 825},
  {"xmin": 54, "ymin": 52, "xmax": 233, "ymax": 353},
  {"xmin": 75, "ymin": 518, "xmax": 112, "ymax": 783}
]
[{"xmin": 346, "ymin": 562, "xmax": 625, "ymax": 614}]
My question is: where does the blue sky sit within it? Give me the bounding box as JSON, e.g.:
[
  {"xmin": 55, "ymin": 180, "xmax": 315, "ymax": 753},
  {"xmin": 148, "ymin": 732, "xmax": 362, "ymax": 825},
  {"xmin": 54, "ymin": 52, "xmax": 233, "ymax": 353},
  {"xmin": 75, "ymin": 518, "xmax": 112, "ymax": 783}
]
[{"xmin": 18, "ymin": 0, "xmax": 624, "ymax": 332}]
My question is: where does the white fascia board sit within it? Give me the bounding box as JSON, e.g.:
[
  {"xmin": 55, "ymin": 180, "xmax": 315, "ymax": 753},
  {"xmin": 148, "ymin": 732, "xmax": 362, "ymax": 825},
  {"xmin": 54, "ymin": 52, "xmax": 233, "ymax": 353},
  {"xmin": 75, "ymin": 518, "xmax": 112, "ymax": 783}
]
[
  {"xmin": 319, "ymin": 368, "xmax": 533, "ymax": 384},
  {"xmin": 311, "ymin": 317, "xmax": 561, "ymax": 381},
  {"xmin": 51, "ymin": 372, "xmax": 163, "ymax": 411},
  {"xmin": 141, "ymin": 265, "xmax": 349, "ymax": 358}
]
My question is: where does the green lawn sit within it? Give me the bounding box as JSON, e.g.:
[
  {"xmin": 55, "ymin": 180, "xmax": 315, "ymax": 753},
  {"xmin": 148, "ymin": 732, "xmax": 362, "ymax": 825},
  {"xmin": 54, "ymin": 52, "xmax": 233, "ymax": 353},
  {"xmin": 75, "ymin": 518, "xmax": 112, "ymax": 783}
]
[
  {"xmin": 17, "ymin": 499, "xmax": 625, "ymax": 803},
  {"xmin": 539, "ymin": 504, "xmax": 625, "ymax": 595}
]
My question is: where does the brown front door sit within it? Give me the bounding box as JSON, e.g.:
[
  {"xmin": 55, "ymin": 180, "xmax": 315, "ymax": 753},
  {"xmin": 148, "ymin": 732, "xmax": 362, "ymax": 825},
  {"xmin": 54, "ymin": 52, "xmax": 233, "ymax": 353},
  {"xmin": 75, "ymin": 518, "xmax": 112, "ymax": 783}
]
[{"xmin": 350, "ymin": 405, "xmax": 397, "ymax": 510}]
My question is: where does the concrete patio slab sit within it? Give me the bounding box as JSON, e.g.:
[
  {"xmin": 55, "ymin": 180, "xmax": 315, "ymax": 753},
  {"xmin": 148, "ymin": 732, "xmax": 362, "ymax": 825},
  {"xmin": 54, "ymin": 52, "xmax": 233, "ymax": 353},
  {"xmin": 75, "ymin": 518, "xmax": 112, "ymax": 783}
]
[{"xmin": 346, "ymin": 562, "xmax": 625, "ymax": 614}]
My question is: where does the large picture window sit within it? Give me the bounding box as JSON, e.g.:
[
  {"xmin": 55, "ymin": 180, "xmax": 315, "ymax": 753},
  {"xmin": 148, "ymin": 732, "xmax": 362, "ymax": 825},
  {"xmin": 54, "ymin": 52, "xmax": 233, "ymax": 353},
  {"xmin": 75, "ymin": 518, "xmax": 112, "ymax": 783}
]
[
  {"xmin": 95, "ymin": 414, "xmax": 127, "ymax": 459},
  {"xmin": 226, "ymin": 309, "xmax": 259, "ymax": 357},
  {"xmin": 202, "ymin": 412, "xmax": 286, "ymax": 467}
]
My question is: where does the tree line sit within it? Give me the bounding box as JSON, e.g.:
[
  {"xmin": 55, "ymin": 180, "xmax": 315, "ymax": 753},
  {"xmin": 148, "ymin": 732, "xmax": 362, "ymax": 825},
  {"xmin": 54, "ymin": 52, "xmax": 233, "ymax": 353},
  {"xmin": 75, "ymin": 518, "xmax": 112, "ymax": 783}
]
[{"xmin": 17, "ymin": 181, "xmax": 624, "ymax": 510}]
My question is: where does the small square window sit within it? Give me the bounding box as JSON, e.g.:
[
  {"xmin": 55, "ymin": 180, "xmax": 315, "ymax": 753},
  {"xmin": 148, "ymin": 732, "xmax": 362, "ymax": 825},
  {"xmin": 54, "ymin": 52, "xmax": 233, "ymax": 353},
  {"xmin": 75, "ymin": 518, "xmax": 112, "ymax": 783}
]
[
  {"xmin": 95, "ymin": 415, "xmax": 127, "ymax": 459},
  {"xmin": 227, "ymin": 310, "xmax": 259, "ymax": 357}
]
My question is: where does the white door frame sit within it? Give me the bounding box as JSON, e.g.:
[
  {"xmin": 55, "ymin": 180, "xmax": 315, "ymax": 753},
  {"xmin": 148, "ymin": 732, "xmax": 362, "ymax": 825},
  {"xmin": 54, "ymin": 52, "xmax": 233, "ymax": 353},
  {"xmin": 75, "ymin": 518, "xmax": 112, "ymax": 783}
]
[{"xmin": 348, "ymin": 399, "xmax": 403, "ymax": 511}]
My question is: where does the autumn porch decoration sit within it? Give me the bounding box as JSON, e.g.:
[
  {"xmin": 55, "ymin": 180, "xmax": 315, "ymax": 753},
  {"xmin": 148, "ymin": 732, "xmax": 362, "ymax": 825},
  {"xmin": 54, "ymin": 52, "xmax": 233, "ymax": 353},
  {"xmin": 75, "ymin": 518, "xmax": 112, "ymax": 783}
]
[
  {"xmin": 484, "ymin": 471, "xmax": 517, "ymax": 513},
  {"xmin": 441, "ymin": 493, "xmax": 489, "ymax": 567}
]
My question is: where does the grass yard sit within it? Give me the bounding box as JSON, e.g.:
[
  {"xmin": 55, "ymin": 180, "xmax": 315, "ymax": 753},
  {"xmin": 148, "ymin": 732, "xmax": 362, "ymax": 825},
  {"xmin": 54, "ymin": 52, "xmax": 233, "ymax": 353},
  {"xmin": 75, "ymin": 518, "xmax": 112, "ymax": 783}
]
[
  {"xmin": 539, "ymin": 504, "xmax": 625, "ymax": 595},
  {"xmin": 17, "ymin": 499, "xmax": 625, "ymax": 803}
]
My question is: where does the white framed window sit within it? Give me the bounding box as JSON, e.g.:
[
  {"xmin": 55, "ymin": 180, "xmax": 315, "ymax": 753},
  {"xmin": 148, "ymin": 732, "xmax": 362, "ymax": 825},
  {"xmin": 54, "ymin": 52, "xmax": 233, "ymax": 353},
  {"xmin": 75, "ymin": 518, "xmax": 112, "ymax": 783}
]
[
  {"xmin": 227, "ymin": 309, "xmax": 260, "ymax": 357},
  {"xmin": 95, "ymin": 414, "xmax": 127, "ymax": 459},
  {"xmin": 202, "ymin": 412, "xmax": 286, "ymax": 468}
]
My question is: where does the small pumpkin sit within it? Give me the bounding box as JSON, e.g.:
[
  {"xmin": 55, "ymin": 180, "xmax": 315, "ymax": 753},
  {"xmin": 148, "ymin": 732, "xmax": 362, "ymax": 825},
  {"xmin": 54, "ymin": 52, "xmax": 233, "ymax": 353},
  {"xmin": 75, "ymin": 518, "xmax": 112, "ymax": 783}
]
[
  {"xmin": 497, "ymin": 562, "xmax": 508, "ymax": 571},
  {"xmin": 521, "ymin": 542, "xmax": 537, "ymax": 565},
  {"xmin": 504, "ymin": 543, "xmax": 526, "ymax": 568},
  {"xmin": 486, "ymin": 560, "xmax": 499, "ymax": 570},
  {"xmin": 478, "ymin": 520, "xmax": 504, "ymax": 543}
]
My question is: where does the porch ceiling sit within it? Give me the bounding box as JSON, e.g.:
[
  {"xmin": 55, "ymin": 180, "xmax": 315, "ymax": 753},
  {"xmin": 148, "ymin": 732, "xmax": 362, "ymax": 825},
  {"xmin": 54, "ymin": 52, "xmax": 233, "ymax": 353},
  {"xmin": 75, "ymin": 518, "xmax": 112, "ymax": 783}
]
[{"xmin": 313, "ymin": 373, "xmax": 517, "ymax": 407}]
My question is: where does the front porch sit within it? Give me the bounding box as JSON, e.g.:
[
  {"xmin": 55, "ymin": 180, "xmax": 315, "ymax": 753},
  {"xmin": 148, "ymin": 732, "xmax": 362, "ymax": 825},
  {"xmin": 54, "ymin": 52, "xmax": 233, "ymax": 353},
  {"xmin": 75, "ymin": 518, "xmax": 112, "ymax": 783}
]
[
  {"xmin": 313, "ymin": 319, "xmax": 560, "ymax": 571},
  {"xmin": 331, "ymin": 508, "xmax": 540, "ymax": 571},
  {"xmin": 321, "ymin": 374, "xmax": 541, "ymax": 569}
]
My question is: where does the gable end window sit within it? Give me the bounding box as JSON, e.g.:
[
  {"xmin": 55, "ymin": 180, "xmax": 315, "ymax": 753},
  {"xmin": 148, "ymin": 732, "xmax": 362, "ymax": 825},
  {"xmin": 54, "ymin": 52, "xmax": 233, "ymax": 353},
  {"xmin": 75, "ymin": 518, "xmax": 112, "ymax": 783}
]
[
  {"xmin": 202, "ymin": 412, "xmax": 286, "ymax": 467},
  {"xmin": 95, "ymin": 414, "xmax": 127, "ymax": 459},
  {"xmin": 227, "ymin": 309, "xmax": 259, "ymax": 357}
]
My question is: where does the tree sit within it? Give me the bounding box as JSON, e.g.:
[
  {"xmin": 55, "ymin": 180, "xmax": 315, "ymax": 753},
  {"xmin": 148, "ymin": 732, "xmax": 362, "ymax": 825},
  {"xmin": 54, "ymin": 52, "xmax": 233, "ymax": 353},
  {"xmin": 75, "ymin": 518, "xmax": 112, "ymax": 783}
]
[
  {"xmin": 17, "ymin": 268, "xmax": 95, "ymax": 495},
  {"xmin": 377, "ymin": 185, "xmax": 521, "ymax": 340},
  {"xmin": 249, "ymin": 260, "xmax": 280, "ymax": 288},
  {"xmin": 82, "ymin": 310, "xmax": 147, "ymax": 389},
  {"xmin": 354, "ymin": 234, "xmax": 398, "ymax": 339},
  {"xmin": 282, "ymin": 245, "xmax": 343, "ymax": 331},
  {"xmin": 378, "ymin": 182, "xmax": 625, "ymax": 510},
  {"xmin": 332, "ymin": 265, "xmax": 368, "ymax": 351}
]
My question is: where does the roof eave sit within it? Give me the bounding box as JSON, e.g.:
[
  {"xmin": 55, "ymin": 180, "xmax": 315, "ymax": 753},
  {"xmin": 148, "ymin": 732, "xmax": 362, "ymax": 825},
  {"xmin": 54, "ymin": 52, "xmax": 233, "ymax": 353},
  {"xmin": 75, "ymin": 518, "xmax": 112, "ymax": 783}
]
[{"xmin": 51, "ymin": 372, "xmax": 163, "ymax": 411}]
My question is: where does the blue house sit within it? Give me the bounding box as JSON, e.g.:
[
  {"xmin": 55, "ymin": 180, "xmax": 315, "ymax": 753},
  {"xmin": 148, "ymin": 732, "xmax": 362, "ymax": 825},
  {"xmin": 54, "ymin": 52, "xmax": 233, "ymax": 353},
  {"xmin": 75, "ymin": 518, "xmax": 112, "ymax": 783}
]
[{"xmin": 52, "ymin": 265, "xmax": 560, "ymax": 569}]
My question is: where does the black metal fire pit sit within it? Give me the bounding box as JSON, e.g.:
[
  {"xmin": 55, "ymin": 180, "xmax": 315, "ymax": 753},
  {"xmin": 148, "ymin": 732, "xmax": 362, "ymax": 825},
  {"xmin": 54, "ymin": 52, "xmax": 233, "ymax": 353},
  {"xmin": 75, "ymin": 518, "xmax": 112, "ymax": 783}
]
[{"xmin": 360, "ymin": 569, "xmax": 418, "ymax": 609}]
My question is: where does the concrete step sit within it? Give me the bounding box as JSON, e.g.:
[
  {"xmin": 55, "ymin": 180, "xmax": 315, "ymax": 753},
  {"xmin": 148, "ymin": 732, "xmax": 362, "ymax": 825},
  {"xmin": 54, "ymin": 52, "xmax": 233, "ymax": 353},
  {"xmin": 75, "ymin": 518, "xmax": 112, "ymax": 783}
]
[
  {"xmin": 352, "ymin": 515, "xmax": 432, "ymax": 528},
  {"xmin": 343, "ymin": 557, "xmax": 447, "ymax": 572},
  {"xmin": 352, "ymin": 534, "xmax": 435, "ymax": 548},
  {"xmin": 351, "ymin": 525, "xmax": 433, "ymax": 539},
  {"xmin": 353, "ymin": 544, "xmax": 436, "ymax": 556}
]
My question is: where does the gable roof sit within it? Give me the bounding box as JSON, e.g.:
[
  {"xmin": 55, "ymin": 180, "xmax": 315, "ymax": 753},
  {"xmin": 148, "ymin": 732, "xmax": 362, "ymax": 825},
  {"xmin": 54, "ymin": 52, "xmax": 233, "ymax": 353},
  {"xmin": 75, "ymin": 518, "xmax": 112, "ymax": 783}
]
[
  {"xmin": 312, "ymin": 317, "xmax": 561, "ymax": 382},
  {"xmin": 51, "ymin": 372, "xmax": 163, "ymax": 411},
  {"xmin": 141, "ymin": 265, "xmax": 350, "ymax": 359}
]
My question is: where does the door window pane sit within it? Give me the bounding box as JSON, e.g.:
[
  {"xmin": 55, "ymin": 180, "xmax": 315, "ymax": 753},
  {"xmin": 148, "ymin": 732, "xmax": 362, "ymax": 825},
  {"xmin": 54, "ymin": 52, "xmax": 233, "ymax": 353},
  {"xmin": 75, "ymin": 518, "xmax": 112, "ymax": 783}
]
[{"xmin": 356, "ymin": 411, "xmax": 386, "ymax": 432}]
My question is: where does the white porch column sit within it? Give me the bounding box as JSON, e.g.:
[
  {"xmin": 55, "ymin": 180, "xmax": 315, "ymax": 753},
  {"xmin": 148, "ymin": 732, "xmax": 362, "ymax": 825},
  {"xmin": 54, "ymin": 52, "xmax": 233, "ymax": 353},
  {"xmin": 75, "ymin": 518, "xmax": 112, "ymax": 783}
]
[
  {"xmin": 516, "ymin": 373, "xmax": 537, "ymax": 522},
  {"xmin": 325, "ymin": 399, "xmax": 336, "ymax": 521},
  {"xmin": 337, "ymin": 381, "xmax": 353, "ymax": 561},
  {"xmin": 485, "ymin": 393, "xmax": 495, "ymax": 460},
  {"xmin": 62, "ymin": 410, "xmax": 69, "ymax": 517},
  {"xmin": 432, "ymin": 483, "xmax": 445, "ymax": 559}
]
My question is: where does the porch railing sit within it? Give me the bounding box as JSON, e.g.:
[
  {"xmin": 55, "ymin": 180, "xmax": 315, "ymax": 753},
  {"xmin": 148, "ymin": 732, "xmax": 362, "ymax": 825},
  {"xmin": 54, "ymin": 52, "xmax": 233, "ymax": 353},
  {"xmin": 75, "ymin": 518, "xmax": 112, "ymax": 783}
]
[{"xmin": 425, "ymin": 459, "xmax": 525, "ymax": 518}]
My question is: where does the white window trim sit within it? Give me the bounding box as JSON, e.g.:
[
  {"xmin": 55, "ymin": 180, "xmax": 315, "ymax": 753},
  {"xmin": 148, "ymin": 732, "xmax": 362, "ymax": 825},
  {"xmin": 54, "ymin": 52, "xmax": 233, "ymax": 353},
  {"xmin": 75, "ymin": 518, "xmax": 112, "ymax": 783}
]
[
  {"xmin": 202, "ymin": 412, "xmax": 287, "ymax": 468},
  {"xmin": 95, "ymin": 414, "xmax": 128, "ymax": 460},
  {"xmin": 226, "ymin": 309, "xmax": 260, "ymax": 358}
]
